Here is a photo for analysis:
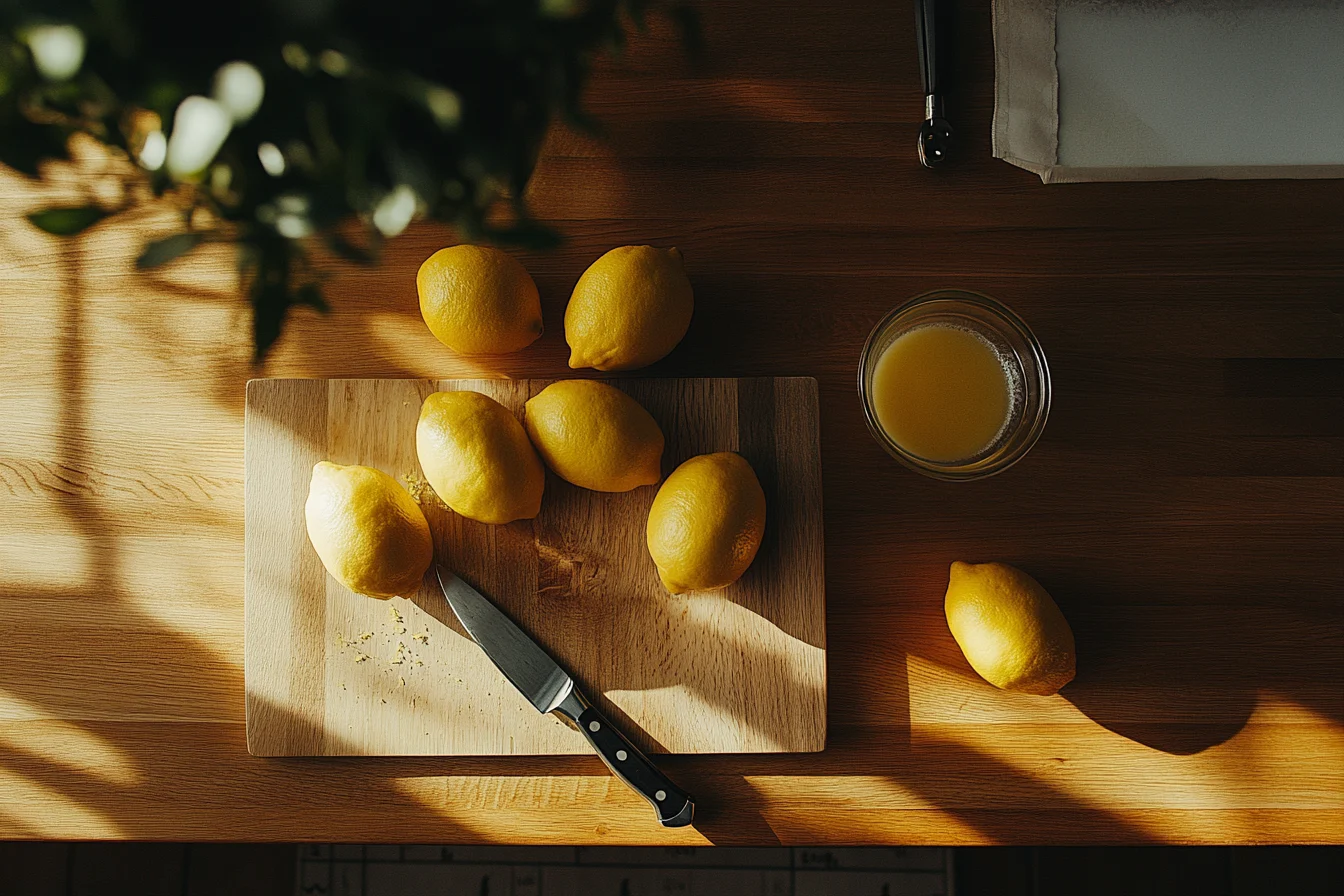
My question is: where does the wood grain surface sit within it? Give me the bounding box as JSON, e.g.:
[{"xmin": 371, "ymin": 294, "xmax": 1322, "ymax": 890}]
[
  {"xmin": 0, "ymin": 0, "xmax": 1341, "ymax": 844},
  {"xmin": 244, "ymin": 377, "xmax": 826, "ymax": 756}
]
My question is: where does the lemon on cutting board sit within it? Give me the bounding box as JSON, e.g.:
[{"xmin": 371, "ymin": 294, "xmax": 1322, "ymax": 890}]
[
  {"xmin": 565, "ymin": 245, "xmax": 694, "ymax": 371},
  {"xmin": 944, "ymin": 561, "xmax": 1076, "ymax": 695},
  {"xmin": 524, "ymin": 380, "xmax": 664, "ymax": 492},
  {"xmin": 646, "ymin": 452, "xmax": 766, "ymax": 594},
  {"xmin": 417, "ymin": 245, "xmax": 543, "ymax": 354},
  {"xmin": 416, "ymin": 390, "xmax": 545, "ymax": 524},
  {"xmin": 304, "ymin": 462, "xmax": 434, "ymax": 599}
]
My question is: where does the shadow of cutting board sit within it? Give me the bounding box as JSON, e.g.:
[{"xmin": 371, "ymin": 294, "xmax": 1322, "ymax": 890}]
[{"xmin": 244, "ymin": 377, "xmax": 826, "ymax": 756}]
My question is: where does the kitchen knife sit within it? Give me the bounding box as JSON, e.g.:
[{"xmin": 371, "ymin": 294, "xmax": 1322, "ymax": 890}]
[
  {"xmin": 435, "ymin": 566, "xmax": 695, "ymax": 828},
  {"xmin": 915, "ymin": 0, "xmax": 953, "ymax": 167}
]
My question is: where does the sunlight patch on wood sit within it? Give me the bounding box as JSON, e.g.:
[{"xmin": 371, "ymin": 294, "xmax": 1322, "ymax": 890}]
[
  {"xmin": 367, "ymin": 314, "xmax": 509, "ymax": 378},
  {"xmin": 0, "ymin": 533, "xmax": 91, "ymax": 592},
  {"xmin": 1214, "ymin": 694, "xmax": 1344, "ymax": 809},
  {"xmin": 906, "ymin": 653, "xmax": 1083, "ymax": 725},
  {"xmin": 925, "ymin": 700, "xmax": 1344, "ymax": 817},
  {"xmin": 608, "ymin": 682, "xmax": 778, "ymax": 753},
  {"xmin": 744, "ymin": 775, "xmax": 982, "ymax": 841},
  {"xmin": 387, "ymin": 774, "xmax": 714, "ymax": 843},
  {"xmin": 0, "ymin": 697, "xmax": 141, "ymax": 786},
  {"xmin": 0, "ymin": 767, "xmax": 127, "ymax": 837}
]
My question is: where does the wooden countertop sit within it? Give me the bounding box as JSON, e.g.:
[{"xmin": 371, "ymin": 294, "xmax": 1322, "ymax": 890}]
[{"xmin": 0, "ymin": 0, "xmax": 1340, "ymax": 844}]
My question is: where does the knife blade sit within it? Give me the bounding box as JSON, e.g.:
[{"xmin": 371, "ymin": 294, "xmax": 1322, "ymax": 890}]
[{"xmin": 436, "ymin": 566, "xmax": 695, "ymax": 828}]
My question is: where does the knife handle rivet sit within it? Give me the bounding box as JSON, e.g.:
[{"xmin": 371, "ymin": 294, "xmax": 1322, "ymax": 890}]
[
  {"xmin": 588, "ymin": 720, "xmax": 601, "ymax": 732},
  {"xmin": 655, "ymin": 790, "xmax": 667, "ymax": 801},
  {"xmin": 616, "ymin": 749, "xmax": 627, "ymax": 761}
]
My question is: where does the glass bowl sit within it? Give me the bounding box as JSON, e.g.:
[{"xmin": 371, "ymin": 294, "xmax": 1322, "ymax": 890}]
[{"xmin": 858, "ymin": 289, "xmax": 1051, "ymax": 481}]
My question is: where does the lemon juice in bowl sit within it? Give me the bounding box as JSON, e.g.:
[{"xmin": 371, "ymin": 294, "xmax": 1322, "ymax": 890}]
[{"xmin": 859, "ymin": 290, "xmax": 1050, "ymax": 480}]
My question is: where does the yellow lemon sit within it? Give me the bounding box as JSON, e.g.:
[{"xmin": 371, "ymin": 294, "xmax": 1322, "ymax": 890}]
[
  {"xmin": 416, "ymin": 390, "xmax": 545, "ymax": 524},
  {"xmin": 304, "ymin": 462, "xmax": 434, "ymax": 599},
  {"xmin": 526, "ymin": 378, "xmax": 669, "ymax": 491},
  {"xmin": 417, "ymin": 245, "xmax": 543, "ymax": 354},
  {"xmin": 646, "ymin": 452, "xmax": 765, "ymax": 594},
  {"xmin": 944, "ymin": 561, "xmax": 1076, "ymax": 695},
  {"xmin": 524, "ymin": 380, "xmax": 664, "ymax": 492},
  {"xmin": 565, "ymin": 245, "xmax": 693, "ymax": 371}
]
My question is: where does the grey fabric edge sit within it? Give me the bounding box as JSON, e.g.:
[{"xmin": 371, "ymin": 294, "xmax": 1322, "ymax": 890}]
[{"xmin": 992, "ymin": 0, "xmax": 1059, "ymax": 180}]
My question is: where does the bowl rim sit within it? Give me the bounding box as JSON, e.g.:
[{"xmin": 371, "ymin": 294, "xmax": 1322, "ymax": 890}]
[{"xmin": 857, "ymin": 288, "xmax": 1052, "ymax": 481}]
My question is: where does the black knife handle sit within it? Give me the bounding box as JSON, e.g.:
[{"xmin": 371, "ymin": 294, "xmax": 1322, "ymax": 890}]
[
  {"xmin": 555, "ymin": 688, "xmax": 694, "ymax": 828},
  {"xmin": 915, "ymin": 0, "xmax": 941, "ymax": 98},
  {"xmin": 914, "ymin": 0, "xmax": 954, "ymax": 167}
]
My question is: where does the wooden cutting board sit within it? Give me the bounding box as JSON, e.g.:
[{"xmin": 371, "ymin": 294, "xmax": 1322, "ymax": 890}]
[{"xmin": 244, "ymin": 377, "xmax": 826, "ymax": 756}]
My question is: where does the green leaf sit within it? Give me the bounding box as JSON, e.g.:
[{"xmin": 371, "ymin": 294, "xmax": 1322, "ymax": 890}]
[
  {"xmin": 0, "ymin": 0, "xmax": 705, "ymax": 358},
  {"xmin": 143, "ymin": 80, "xmax": 185, "ymax": 120},
  {"xmin": 135, "ymin": 232, "xmax": 205, "ymax": 269},
  {"xmin": 26, "ymin": 206, "xmax": 110, "ymax": 236}
]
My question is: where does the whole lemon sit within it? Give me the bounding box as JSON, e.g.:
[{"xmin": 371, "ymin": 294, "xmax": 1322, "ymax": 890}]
[
  {"xmin": 416, "ymin": 390, "xmax": 545, "ymax": 524},
  {"xmin": 565, "ymin": 245, "xmax": 693, "ymax": 371},
  {"xmin": 417, "ymin": 245, "xmax": 543, "ymax": 354},
  {"xmin": 944, "ymin": 561, "xmax": 1076, "ymax": 695},
  {"xmin": 304, "ymin": 462, "xmax": 434, "ymax": 599},
  {"xmin": 646, "ymin": 452, "xmax": 766, "ymax": 594},
  {"xmin": 524, "ymin": 380, "xmax": 664, "ymax": 492}
]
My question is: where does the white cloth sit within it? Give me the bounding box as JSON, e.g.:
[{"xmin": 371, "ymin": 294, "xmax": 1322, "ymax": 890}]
[{"xmin": 992, "ymin": 0, "xmax": 1344, "ymax": 182}]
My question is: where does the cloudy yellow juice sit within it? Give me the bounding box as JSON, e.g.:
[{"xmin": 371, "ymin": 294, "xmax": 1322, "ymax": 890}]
[{"xmin": 870, "ymin": 325, "xmax": 1013, "ymax": 463}]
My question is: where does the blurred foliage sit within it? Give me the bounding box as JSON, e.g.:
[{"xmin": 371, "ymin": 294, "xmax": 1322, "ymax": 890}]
[{"xmin": 0, "ymin": 0, "xmax": 697, "ymax": 358}]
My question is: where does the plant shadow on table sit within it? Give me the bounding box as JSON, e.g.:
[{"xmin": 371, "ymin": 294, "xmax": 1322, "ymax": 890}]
[
  {"xmin": 1061, "ymin": 604, "xmax": 1256, "ymax": 756},
  {"xmin": 121, "ymin": 220, "xmax": 581, "ymax": 423},
  {"xmin": 0, "ymin": 236, "xmax": 1182, "ymax": 846},
  {"xmin": 0, "ymin": 226, "xmax": 790, "ymax": 842},
  {"xmin": 8, "ymin": 133, "xmax": 1341, "ymax": 841},
  {"xmin": 408, "ymin": 541, "xmax": 825, "ymax": 760},
  {"xmin": 0, "ymin": 238, "xmax": 512, "ymax": 841},
  {"xmin": 686, "ymin": 693, "xmax": 1165, "ymax": 846},
  {"xmin": 1050, "ymin": 570, "xmax": 1342, "ymax": 755}
]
